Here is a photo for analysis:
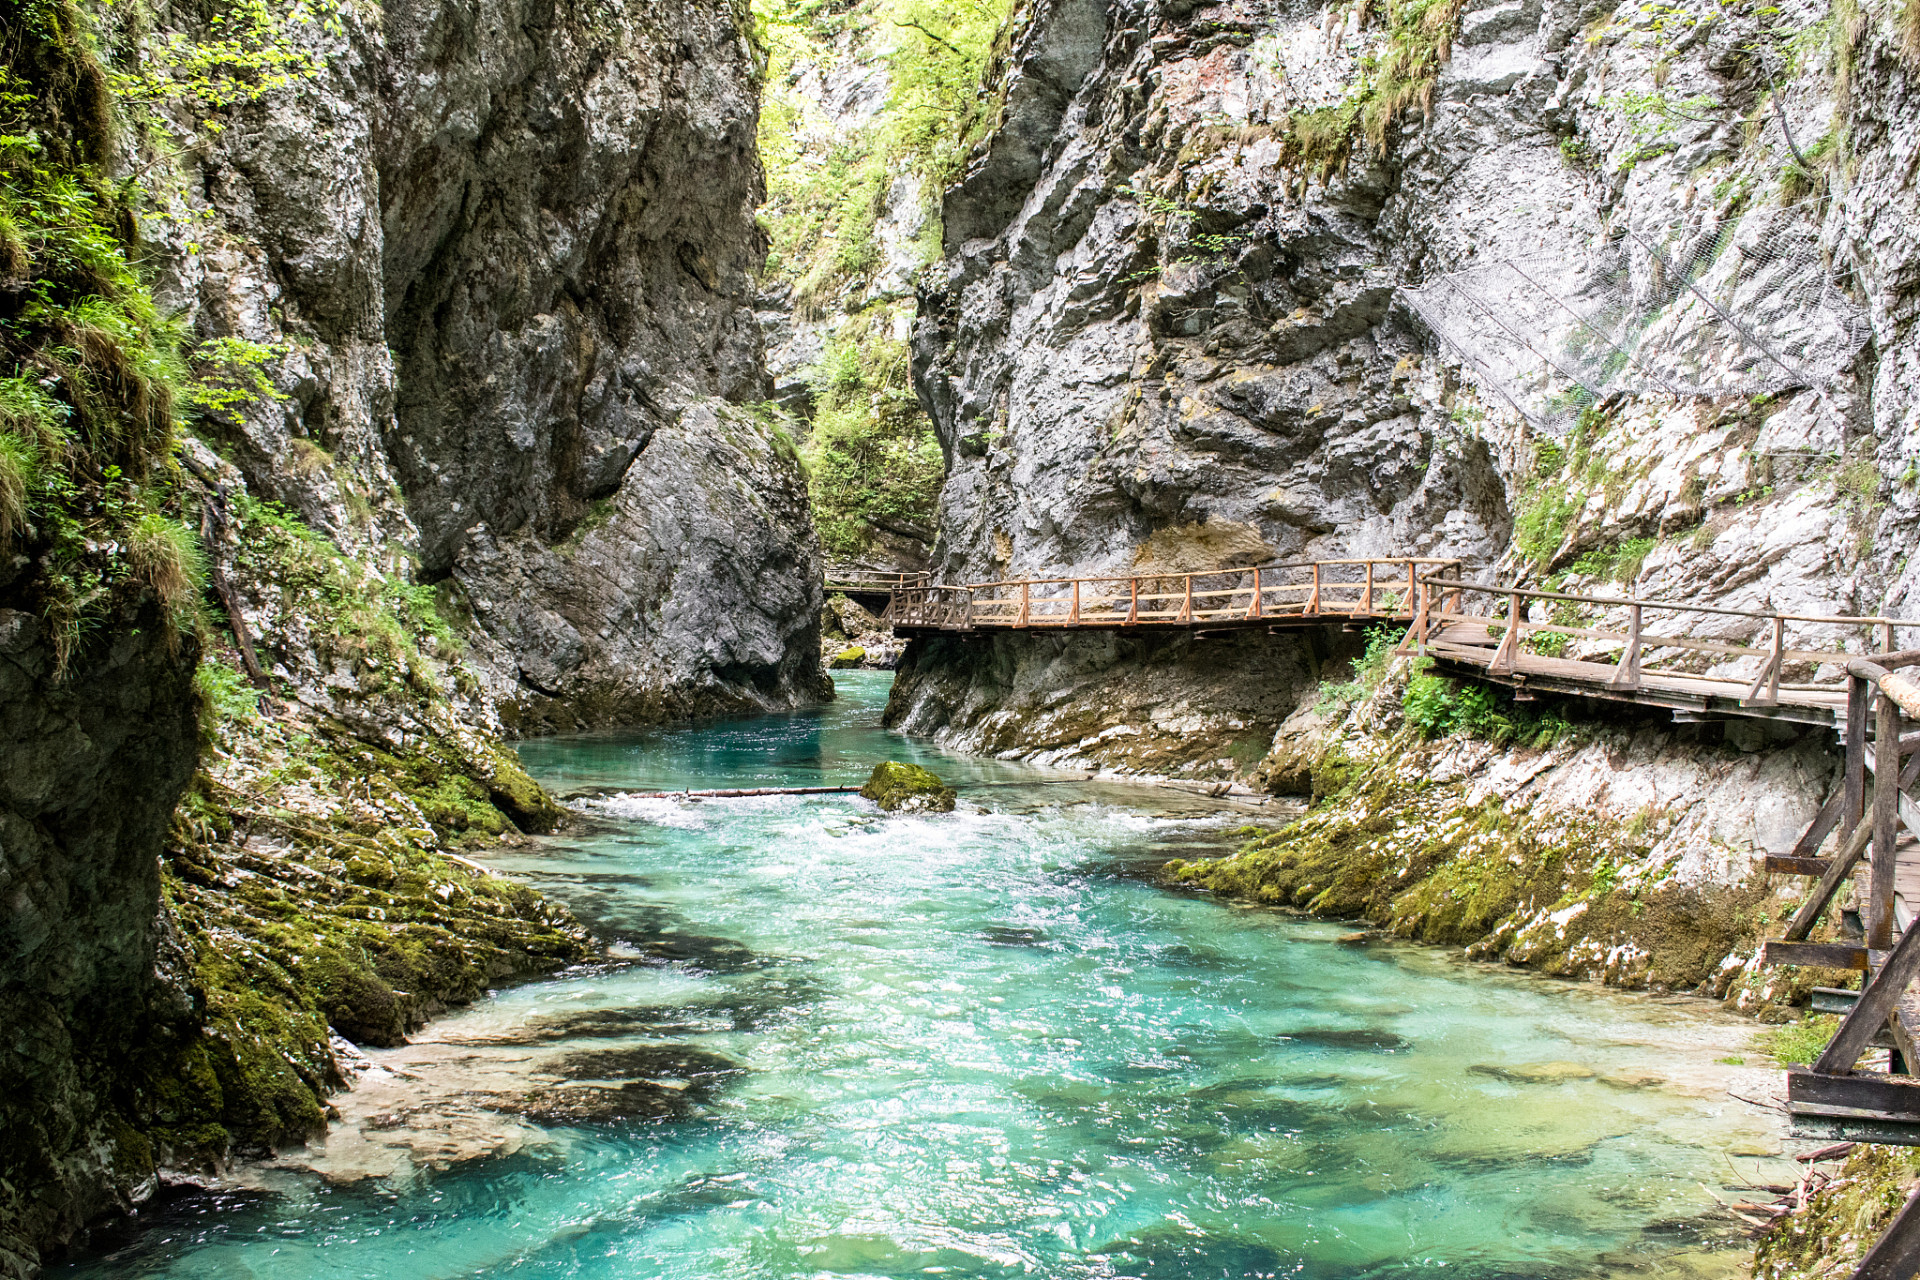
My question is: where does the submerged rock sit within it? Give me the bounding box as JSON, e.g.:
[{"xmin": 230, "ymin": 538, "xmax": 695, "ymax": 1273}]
[
  {"xmin": 860, "ymin": 762, "xmax": 957, "ymax": 813},
  {"xmin": 1470, "ymin": 1061, "xmax": 1598, "ymax": 1084}
]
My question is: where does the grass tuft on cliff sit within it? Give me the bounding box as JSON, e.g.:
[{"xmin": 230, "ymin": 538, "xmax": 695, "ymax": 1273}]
[{"xmin": 1276, "ymin": 0, "xmax": 1468, "ymax": 180}]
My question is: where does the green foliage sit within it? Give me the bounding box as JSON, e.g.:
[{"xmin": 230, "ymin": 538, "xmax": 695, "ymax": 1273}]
[
  {"xmin": 188, "ymin": 336, "xmax": 289, "ymax": 419},
  {"xmin": 128, "ymin": 509, "xmax": 204, "ymax": 640},
  {"xmin": 1316, "ymin": 624, "xmax": 1403, "ymax": 713},
  {"xmin": 1514, "ymin": 485, "xmax": 1581, "ymax": 568},
  {"xmin": 1562, "ymin": 536, "xmax": 1655, "ymax": 585},
  {"xmin": 1403, "ymin": 669, "xmax": 1575, "ymax": 747},
  {"xmin": 799, "ymin": 326, "xmax": 943, "ymax": 558},
  {"xmin": 230, "ymin": 494, "xmax": 460, "ymax": 692},
  {"xmin": 1266, "ymin": 0, "xmax": 1467, "ymax": 182},
  {"xmin": 755, "ymin": 0, "xmax": 1013, "ymax": 303},
  {"xmin": 1757, "ymin": 1014, "xmax": 1839, "ymax": 1067},
  {"xmin": 106, "ymin": 0, "xmax": 339, "ymax": 133},
  {"xmin": 194, "ymin": 654, "xmax": 259, "ymax": 722}
]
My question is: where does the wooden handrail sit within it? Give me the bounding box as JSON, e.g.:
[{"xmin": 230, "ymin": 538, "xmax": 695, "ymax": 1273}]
[{"xmin": 1419, "ymin": 574, "xmax": 1919, "ymax": 630}]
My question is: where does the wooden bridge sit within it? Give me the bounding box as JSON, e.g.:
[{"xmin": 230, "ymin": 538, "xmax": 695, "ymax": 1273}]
[
  {"xmin": 888, "ymin": 558, "xmax": 1458, "ymax": 633},
  {"xmin": 883, "ymin": 558, "xmax": 1920, "ymax": 1276}
]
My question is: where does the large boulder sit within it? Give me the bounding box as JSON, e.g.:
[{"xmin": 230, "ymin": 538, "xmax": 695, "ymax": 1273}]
[{"xmin": 859, "ymin": 762, "xmax": 957, "ymax": 813}]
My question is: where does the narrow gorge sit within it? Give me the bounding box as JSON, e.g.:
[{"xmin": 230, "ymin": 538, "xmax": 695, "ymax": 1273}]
[{"xmin": 2, "ymin": 0, "xmax": 1918, "ymax": 1273}]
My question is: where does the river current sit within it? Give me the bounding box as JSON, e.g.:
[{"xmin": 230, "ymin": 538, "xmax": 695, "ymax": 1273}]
[{"xmin": 66, "ymin": 672, "xmax": 1784, "ymax": 1279}]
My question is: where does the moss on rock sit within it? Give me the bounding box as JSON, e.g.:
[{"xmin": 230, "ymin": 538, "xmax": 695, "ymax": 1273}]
[
  {"xmin": 1166, "ymin": 726, "xmax": 1806, "ymax": 1000},
  {"xmin": 860, "ymin": 761, "xmax": 957, "ymax": 812}
]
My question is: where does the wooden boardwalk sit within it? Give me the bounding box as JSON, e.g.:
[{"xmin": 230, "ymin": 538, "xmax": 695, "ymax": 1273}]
[
  {"xmin": 889, "ymin": 558, "xmax": 1459, "ymax": 634},
  {"xmin": 1404, "ymin": 573, "xmax": 1888, "ymax": 728}
]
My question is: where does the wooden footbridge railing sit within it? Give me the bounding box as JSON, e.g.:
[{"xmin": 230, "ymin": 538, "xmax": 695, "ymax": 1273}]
[
  {"xmin": 825, "ymin": 570, "xmax": 929, "ymax": 595},
  {"xmin": 1403, "ymin": 573, "xmax": 1920, "ymax": 726},
  {"xmin": 888, "ymin": 558, "xmax": 1461, "ymax": 633}
]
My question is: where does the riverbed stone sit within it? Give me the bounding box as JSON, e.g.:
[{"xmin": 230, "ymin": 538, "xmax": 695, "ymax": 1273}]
[{"xmin": 860, "ymin": 762, "xmax": 958, "ymax": 813}]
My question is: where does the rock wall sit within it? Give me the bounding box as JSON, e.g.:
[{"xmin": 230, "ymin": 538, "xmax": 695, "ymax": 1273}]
[
  {"xmin": 891, "ymin": 0, "xmax": 1920, "ymax": 773},
  {"xmin": 883, "ymin": 0, "xmax": 1920, "ymax": 1004},
  {"xmin": 2, "ymin": 0, "xmax": 820, "ymax": 1272},
  {"xmin": 0, "ymin": 606, "xmax": 200, "ymax": 1280},
  {"xmin": 146, "ymin": 0, "xmax": 827, "ymax": 734}
]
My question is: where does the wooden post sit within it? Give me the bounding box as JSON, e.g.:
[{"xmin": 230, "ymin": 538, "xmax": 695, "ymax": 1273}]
[
  {"xmin": 1127, "ymin": 578, "xmax": 1138, "ymax": 625},
  {"xmin": 1815, "ymin": 896, "xmax": 1920, "ymax": 1074},
  {"xmin": 1609, "ymin": 604, "xmax": 1642, "ymax": 689},
  {"xmin": 1744, "ymin": 615, "xmax": 1785, "ymax": 706},
  {"xmin": 1309, "ymin": 564, "xmax": 1321, "ymax": 614},
  {"xmin": 1872, "ymin": 689, "xmax": 1903, "ymax": 950},
  {"xmin": 1362, "ymin": 561, "xmax": 1375, "ymax": 614},
  {"xmin": 1405, "ymin": 561, "xmax": 1417, "ymax": 617},
  {"xmin": 1848, "ymin": 674, "xmax": 1871, "ymax": 837},
  {"xmin": 1069, "ymin": 579, "xmax": 1081, "ymax": 625},
  {"xmin": 1177, "ymin": 574, "xmax": 1193, "ymax": 624},
  {"xmin": 964, "ymin": 590, "xmax": 974, "ymax": 631},
  {"xmin": 1493, "ymin": 592, "xmax": 1523, "ymax": 674},
  {"xmin": 1400, "ymin": 581, "xmax": 1431, "ymax": 657},
  {"xmin": 1248, "ymin": 567, "xmax": 1262, "ymax": 619},
  {"xmin": 1018, "ymin": 581, "xmax": 1030, "ymax": 628}
]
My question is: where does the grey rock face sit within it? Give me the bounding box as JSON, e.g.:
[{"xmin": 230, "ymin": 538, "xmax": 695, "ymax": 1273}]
[
  {"xmin": 892, "ymin": 0, "xmax": 1918, "ymax": 773},
  {"xmin": 150, "ymin": 0, "xmax": 827, "ymax": 734},
  {"xmin": 0, "ymin": 605, "xmax": 200, "ymax": 1276}
]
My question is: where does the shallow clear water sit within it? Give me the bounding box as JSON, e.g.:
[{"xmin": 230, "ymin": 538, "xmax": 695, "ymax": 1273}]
[{"xmin": 66, "ymin": 673, "xmax": 1781, "ymax": 1279}]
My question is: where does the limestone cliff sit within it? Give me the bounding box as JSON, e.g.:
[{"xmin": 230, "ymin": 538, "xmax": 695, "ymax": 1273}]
[
  {"xmin": 893, "ymin": 0, "xmax": 1916, "ymax": 766},
  {"xmin": 139, "ymin": 0, "xmax": 827, "ymax": 734},
  {"xmin": 884, "ymin": 0, "xmax": 1919, "ymax": 984}
]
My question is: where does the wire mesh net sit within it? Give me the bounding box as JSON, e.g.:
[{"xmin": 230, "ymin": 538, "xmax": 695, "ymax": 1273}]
[{"xmin": 1402, "ymin": 205, "xmax": 1871, "ymax": 434}]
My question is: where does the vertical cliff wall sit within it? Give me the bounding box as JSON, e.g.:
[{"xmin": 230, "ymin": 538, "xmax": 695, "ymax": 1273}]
[
  {"xmin": 890, "ymin": 0, "xmax": 1918, "ymax": 772},
  {"xmin": 146, "ymin": 0, "xmax": 827, "ymax": 735},
  {"xmin": 881, "ymin": 0, "xmax": 1919, "ymax": 998}
]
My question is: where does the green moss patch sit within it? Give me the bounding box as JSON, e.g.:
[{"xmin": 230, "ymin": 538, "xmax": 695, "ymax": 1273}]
[{"xmin": 1167, "ymin": 728, "xmax": 1785, "ymax": 997}]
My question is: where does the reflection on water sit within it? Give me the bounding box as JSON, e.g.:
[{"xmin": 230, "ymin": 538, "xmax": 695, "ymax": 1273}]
[{"xmin": 62, "ymin": 673, "xmax": 1784, "ymax": 1279}]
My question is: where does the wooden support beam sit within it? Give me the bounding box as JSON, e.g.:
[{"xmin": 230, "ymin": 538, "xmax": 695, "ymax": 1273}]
[
  {"xmin": 1068, "ymin": 579, "xmax": 1081, "ymax": 625},
  {"xmin": 1814, "ymin": 912, "xmax": 1920, "ymax": 1074},
  {"xmin": 1789, "ymin": 1069, "xmax": 1920, "ymax": 1115},
  {"xmin": 1765, "ymin": 940, "xmax": 1870, "ymax": 970},
  {"xmin": 1790, "ymin": 1113, "xmax": 1920, "ymax": 1146},
  {"xmin": 1177, "ymin": 575, "xmax": 1193, "ymax": 624},
  {"xmin": 1126, "ymin": 578, "xmax": 1138, "ymax": 625},
  {"xmin": 1781, "ymin": 816, "xmax": 1875, "ymax": 941},
  {"xmin": 1768, "ymin": 854, "xmax": 1851, "ymax": 877},
  {"xmin": 1872, "ymin": 691, "xmax": 1903, "ymax": 950},
  {"xmin": 1851, "ymin": 1184, "xmax": 1920, "ymax": 1280},
  {"xmin": 1791, "ymin": 792, "xmax": 1848, "ymax": 862},
  {"xmin": 1743, "ymin": 615, "xmax": 1785, "ymax": 706},
  {"xmin": 1861, "ymin": 736, "xmax": 1920, "ymax": 844},
  {"xmin": 1491, "ymin": 593, "xmax": 1522, "ymax": 675},
  {"xmin": 1362, "ymin": 561, "xmax": 1375, "ymax": 614},
  {"xmin": 1247, "ymin": 567, "xmax": 1262, "ymax": 620},
  {"xmin": 1848, "ymin": 675, "xmax": 1871, "ymax": 834}
]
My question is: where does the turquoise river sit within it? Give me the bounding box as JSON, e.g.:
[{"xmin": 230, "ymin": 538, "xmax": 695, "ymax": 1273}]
[{"xmin": 65, "ymin": 672, "xmax": 1788, "ymax": 1279}]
